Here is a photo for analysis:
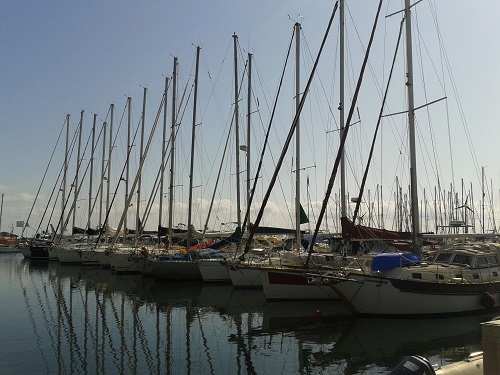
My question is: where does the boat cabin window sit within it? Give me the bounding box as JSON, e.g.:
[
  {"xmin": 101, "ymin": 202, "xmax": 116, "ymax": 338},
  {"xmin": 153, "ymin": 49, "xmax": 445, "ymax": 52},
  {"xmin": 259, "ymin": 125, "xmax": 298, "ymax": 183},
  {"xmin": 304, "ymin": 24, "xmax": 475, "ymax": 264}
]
[
  {"xmin": 451, "ymin": 254, "xmax": 473, "ymax": 267},
  {"xmin": 435, "ymin": 252, "xmax": 453, "ymax": 264},
  {"xmin": 477, "ymin": 256, "xmax": 489, "ymax": 268},
  {"xmin": 412, "ymin": 273, "xmax": 422, "ymax": 279},
  {"xmin": 487, "ymin": 255, "xmax": 499, "ymax": 266}
]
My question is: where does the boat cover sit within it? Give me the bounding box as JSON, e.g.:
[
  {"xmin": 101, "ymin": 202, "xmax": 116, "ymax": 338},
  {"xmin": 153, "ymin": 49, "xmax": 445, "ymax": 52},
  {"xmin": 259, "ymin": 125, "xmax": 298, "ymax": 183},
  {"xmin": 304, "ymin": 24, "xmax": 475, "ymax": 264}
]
[{"xmin": 371, "ymin": 252, "xmax": 421, "ymax": 272}]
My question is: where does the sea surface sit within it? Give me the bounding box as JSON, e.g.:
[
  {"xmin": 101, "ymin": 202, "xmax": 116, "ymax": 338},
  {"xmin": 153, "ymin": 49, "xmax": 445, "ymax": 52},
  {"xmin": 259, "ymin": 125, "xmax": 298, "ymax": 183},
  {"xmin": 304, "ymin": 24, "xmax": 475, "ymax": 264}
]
[{"xmin": 0, "ymin": 253, "xmax": 489, "ymax": 375}]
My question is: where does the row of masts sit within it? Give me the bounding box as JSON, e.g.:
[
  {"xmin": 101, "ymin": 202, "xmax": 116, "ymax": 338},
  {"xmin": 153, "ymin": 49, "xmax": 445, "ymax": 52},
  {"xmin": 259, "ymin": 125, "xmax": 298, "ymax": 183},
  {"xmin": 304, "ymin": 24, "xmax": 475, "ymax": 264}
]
[
  {"xmin": 39, "ymin": 33, "xmax": 261, "ymax": 247},
  {"xmin": 322, "ymin": 171, "xmax": 499, "ymax": 236},
  {"xmin": 46, "ymin": 0, "xmax": 429, "ymax": 249},
  {"xmin": 23, "ymin": 0, "xmax": 353, "ymax": 246},
  {"xmin": 26, "ymin": 0, "xmax": 480, "ymax": 249}
]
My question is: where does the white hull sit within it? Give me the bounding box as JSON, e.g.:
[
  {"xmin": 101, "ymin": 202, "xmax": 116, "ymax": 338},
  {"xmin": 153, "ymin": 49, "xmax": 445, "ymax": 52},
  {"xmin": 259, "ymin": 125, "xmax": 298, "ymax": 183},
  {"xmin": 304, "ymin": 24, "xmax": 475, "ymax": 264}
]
[
  {"xmin": 198, "ymin": 259, "xmax": 230, "ymax": 282},
  {"xmin": 228, "ymin": 264, "xmax": 264, "ymax": 288},
  {"xmin": 331, "ymin": 274, "xmax": 500, "ymax": 316},
  {"xmin": 262, "ymin": 269, "xmax": 339, "ymax": 301}
]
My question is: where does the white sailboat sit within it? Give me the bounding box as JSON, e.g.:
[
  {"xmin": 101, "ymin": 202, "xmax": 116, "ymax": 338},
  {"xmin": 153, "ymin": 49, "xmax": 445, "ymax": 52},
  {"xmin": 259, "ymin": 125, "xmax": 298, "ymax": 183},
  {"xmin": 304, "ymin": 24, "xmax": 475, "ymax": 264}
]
[{"xmin": 328, "ymin": 0, "xmax": 500, "ymax": 316}]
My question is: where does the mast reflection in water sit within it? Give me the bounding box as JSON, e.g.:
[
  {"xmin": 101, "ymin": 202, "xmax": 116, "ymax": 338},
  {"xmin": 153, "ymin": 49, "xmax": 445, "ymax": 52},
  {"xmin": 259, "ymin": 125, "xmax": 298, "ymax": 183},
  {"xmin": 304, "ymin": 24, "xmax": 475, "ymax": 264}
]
[{"xmin": 0, "ymin": 254, "xmax": 490, "ymax": 374}]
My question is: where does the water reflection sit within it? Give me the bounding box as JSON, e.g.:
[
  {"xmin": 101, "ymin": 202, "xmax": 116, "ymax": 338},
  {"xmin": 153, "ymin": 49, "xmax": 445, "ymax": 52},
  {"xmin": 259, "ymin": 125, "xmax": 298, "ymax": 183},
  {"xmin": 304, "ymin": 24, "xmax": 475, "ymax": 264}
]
[{"xmin": 0, "ymin": 254, "xmax": 490, "ymax": 375}]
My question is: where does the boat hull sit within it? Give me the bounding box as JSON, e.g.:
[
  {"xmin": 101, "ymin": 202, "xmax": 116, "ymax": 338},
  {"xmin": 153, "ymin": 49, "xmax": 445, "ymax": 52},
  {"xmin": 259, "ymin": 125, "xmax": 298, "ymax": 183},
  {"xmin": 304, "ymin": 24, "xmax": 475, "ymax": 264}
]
[
  {"xmin": 331, "ymin": 273, "xmax": 500, "ymax": 316},
  {"xmin": 29, "ymin": 244, "xmax": 51, "ymax": 260},
  {"xmin": 228, "ymin": 264, "xmax": 264, "ymax": 288},
  {"xmin": 198, "ymin": 259, "xmax": 230, "ymax": 282},
  {"xmin": 20, "ymin": 246, "xmax": 31, "ymax": 258},
  {"xmin": 262, "ymin": 269, "xmax": 339, "ymax": 301},
  {"xmin": 57, "ymin": 248, "xmax": 82, "ymax": 264},
  {"xmin": 0, "ymin": 245, "xmax": 20, "ymax": 254},
  {"xmin": 93, "ymin": 250, "xmax": 112, "ymax": 268},
  {"xmin": 151, "ymin": 260, "xmax": 201, "ymax": 281},
  {"xmin": 48, "ymin": 246, "xmax": 62, "ymax": 261},
  {"xmin": 109, "ymin": 252, "xmax": 144, "ymax": 274}
]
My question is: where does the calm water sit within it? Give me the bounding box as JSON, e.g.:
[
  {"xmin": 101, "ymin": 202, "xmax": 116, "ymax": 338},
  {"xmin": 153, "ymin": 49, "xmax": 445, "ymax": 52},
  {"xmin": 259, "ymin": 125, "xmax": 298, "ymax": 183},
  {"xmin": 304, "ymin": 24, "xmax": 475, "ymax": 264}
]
[{"xmin": 0, "ymin": 253, "xmax": 489, "ymax": 375}]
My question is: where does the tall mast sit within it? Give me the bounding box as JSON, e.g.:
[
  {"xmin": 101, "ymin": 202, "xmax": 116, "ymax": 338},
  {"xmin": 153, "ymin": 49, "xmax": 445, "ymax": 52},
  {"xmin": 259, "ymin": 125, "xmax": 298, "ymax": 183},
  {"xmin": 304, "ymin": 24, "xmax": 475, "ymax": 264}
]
[
  {"xmin": 137, "ymin": 88, "xmax": 147, "ymax": 236},
  {"xmin": 124, "ymin": 97, "xmax": 131, "ymax": 232},
  {"xmin": 246, "ymin": 53, "xmax": 253, "ymax": 233},
  {"xmin": 233, "ymin": 33, "xmax": 242, "ymax": 229},
  {"xmin": 294, "ymin": 22, "xmax": 301, "ymax": 250},
  {"xmin": 339, "ymin": 0, "xmax": 347, "ymax": 218},
  {"xmin": 187, "ymin": 47, "xmax": 201, "ymax": 249},
  {"xmin": 88, "ymin": 114, "xmax": 96, "ymax": 231},
  {"xmin": 105, "ymin": 104, "xmax": 114, "ymax": 229},
  {"xmin": 61, "ymin": 114, "xmax": 70, "ymax": 236},
  {"xmin": 72, "ymin": 110, "xmax": 83, "ymax": 232},
  {"xmin": 98, "ymin": 121, "xmax": 107, "ymax": 229},
  {"xmin": 159, "ymin": 77, "xmax": 169, "ymax": 242},
  {"xmin": 482, "ymin": 166, "xmax": 485, "ymax": 234},
  {"xmin": 404, "ymin": 0, "xmax": 420, "ymax": 251},
  {"xmin": 0, "ymin": 193, "xmax": 3, "ymax": 232},
  {"xmin": 168, "ymin": 58, "xmax": 178, "ymax": 246}
]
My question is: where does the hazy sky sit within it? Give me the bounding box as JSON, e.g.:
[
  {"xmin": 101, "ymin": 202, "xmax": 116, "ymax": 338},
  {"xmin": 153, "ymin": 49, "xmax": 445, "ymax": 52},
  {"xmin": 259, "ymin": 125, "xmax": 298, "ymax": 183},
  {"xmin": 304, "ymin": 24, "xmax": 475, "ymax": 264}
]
[{"xmin": 1, "ymin": 0, "xmax": 500, "ymax": 235}]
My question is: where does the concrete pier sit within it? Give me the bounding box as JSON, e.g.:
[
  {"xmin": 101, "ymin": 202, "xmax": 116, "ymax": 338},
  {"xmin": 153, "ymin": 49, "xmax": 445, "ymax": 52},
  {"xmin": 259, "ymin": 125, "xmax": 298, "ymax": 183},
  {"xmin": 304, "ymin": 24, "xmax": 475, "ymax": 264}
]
[{"xmin": 481, "ymin": 319, "xmax": 500, "ymax": 375}]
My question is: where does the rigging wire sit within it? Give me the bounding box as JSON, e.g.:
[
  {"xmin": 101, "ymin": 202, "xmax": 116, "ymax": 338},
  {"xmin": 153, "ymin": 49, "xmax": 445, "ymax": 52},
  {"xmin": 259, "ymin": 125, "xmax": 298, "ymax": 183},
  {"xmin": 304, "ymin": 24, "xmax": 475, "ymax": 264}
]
[
  {"xmin": 428, "ymin": 0, "xmax": 482, "ymax": 188},
  {"xmin": 202, "ymin": 59, "xmax": 248, "ymax": 234},
  {"xmin": 21, "ymin": 118, "xmax": 65, "ymax": 237},
  {"xmin": 54, "ymin": 119, "xmax": 106, "ymax": 238},
  {"xmin": 414, "ymin": 7, "xmax": 442, "ymax": 186},
  {"xmin": 239, "ymin": 26, "xmax": 296, "ymax": 237},
  {"xmin": 307, "ymin": 0, "xmax": 384, "ymax": 264},
  {"xmin": 35, "ymin": 121, "xmax": 80, "ymax": 236},
  {"xmin": 251, "ymin": 58, "xmax": 294, "ymax": 226},
  {"xmin": 244, "ymin": 1, "xmax": 340, "ymax": 255},
  {"xmin": 353, "ymin": 16, "xmax": 404, "ymax": 226},
  {"xmin": 141, "ymin": 81, "xmax": 193, "ymax": 232}
]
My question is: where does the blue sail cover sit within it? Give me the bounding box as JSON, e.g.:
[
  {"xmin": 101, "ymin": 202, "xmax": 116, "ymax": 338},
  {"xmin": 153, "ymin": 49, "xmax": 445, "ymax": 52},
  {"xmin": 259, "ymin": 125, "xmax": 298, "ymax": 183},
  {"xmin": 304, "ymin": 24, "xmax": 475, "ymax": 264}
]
[{"xmin": 371, "ymin": 252, "xmax": 421, "ymax": 272}]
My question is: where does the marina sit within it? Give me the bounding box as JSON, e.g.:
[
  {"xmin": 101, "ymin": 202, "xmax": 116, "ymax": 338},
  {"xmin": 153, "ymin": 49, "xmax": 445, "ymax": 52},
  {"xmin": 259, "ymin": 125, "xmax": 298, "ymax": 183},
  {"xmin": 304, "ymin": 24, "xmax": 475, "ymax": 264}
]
[
  {"xmin": 0, "ymin": 253, "xmax": 489, "ymax": 374},
  {"xmin": 3, "ymin": 0, "xmax": 500, "ymax": 373}
]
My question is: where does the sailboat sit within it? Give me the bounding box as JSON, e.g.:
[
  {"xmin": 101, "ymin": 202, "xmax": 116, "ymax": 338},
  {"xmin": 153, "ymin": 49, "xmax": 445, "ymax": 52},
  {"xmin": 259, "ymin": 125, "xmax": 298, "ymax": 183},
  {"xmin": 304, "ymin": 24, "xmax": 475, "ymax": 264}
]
[
  {"xmin": 226, "ymin": 22, "xmax": 317, "ymax": 289},
  {"xmin": 147, "ymin": 51, "xmax": 206, "ymax": 281},
  {"xmin": 248, "ymin": 2, "xmax": 354, "ymax": 298},
  {"xmin": 260, "ymin": 4, "xmax": 343, "ymax": 299},
  {"xmin": 318, "ymin": 0, "xmax": 500, "ymax": 316}
]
